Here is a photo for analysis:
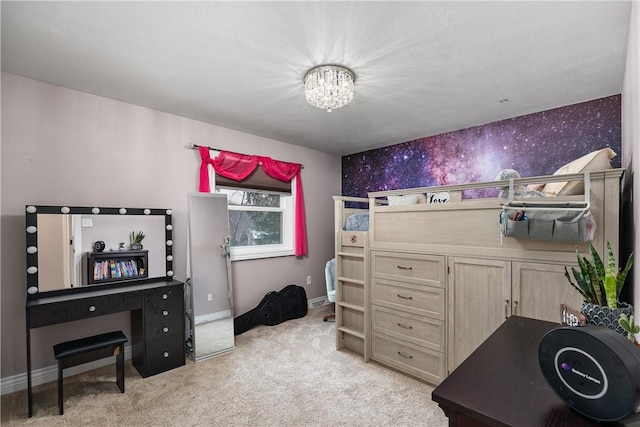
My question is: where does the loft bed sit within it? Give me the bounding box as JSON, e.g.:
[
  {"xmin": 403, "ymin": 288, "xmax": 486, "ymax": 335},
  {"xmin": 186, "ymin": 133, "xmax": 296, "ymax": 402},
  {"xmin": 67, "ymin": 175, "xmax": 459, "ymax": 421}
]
[
  {"xmin": 366, "ymin": 169, "xmax": 623, "ymax": 263},
  {"xmin": 333, "ymin": 168, "xmax": 623, "ymax": 382}
]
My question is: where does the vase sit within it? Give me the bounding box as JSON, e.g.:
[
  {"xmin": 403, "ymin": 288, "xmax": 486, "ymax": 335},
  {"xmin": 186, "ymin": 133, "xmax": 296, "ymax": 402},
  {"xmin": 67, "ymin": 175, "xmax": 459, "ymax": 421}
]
[
  {"xmin": 130, "ymin": 243, "xmax": 143, "ymax": 251},
  {"xmin": 580, "ymin": 301, "xmax": 634, "ymax": 336}
]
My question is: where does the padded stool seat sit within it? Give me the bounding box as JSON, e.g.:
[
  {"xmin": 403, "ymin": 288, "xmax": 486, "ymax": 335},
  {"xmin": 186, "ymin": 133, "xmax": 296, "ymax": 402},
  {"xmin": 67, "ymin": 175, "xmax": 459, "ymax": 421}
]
[{"xmin": 53, "ymin": 331, "xmax": 127, "ymax": 415}]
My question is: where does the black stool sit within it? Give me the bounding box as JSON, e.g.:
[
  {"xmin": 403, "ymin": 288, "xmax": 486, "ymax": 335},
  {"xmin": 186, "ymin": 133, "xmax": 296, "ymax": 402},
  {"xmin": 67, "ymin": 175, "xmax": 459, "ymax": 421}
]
[{"xmin": 53, "ymin": 331, "xmax": 127, "ymax": 415}]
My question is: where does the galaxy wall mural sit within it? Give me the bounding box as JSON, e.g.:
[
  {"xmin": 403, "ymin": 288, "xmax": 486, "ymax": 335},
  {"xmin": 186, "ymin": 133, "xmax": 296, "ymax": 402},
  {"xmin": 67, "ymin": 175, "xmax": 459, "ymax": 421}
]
[{"xmin": 342, "ymin": 95, "xmax": 621, "ymax": 199}]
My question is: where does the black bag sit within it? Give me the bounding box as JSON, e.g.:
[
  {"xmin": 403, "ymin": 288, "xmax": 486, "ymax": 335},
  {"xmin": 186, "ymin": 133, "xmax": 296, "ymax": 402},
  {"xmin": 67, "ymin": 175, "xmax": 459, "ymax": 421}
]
[{"xmin": 234, "ymin": 284, "xmax": 308, "ymax": 335}]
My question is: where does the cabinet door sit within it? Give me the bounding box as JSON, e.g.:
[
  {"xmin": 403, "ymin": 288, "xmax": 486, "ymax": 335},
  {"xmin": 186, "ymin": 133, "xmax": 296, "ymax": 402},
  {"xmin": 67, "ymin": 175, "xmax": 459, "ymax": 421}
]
[
  {"xmin": 512, "ymin": 262, "xmax": 582, "ymax": 324},
  {"xmin": 447, "ymin": 257, "xmax": 510, "ymax": 371}
]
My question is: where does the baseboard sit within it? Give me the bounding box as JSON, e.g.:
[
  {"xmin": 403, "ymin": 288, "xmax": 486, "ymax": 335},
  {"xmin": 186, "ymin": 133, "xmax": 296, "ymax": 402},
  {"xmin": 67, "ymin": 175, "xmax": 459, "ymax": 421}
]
[
  {"xmin": 308, "ymin": 295, "xmax": 331, "ymax": 309},
  {"xmin": 1, "ymin": 345, "xmax": 132, "ymax": 396}
]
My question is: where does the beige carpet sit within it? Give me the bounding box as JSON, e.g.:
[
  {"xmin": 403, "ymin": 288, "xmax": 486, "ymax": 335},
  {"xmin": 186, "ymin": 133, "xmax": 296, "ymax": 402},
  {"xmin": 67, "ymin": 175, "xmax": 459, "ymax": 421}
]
[{"xmin": 1, "ymin": 306, "xmax": 449, "ymax": 426}]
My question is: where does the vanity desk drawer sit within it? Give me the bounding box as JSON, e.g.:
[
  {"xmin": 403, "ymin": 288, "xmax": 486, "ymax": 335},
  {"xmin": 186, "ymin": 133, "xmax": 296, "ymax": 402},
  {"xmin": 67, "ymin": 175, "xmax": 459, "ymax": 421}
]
[
  {"xmin": 142, "ymin": 337, "xmax": 185, "ymax": 377},
  {"xmin": 28, "ymin": 292, "xmax": 142, "ymax": 328},
  {"xmin": 131, "ymin": 282, "xmax": 185, "ymax": 378},
  {"xmin": 143, "ymin": 287, "xmax": 182, "ymax": 323},
  {"xmin": 146, "ymin": 317, "xmax": 182, "ymax": 340}
]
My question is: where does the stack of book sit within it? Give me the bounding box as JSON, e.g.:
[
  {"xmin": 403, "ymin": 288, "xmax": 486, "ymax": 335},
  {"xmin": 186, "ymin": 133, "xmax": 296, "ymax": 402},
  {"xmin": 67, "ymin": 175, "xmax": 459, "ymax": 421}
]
[{"xmin": 93, "ymin": 259, "xmax": 140, "ymax": 281}]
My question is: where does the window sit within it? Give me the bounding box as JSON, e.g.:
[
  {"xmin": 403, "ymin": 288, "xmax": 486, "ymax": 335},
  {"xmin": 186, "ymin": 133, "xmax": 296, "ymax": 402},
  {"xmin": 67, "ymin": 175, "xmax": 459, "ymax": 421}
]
[{"xmin": 215, "ymin": 183, "xmax": 295, "ymax": 261}]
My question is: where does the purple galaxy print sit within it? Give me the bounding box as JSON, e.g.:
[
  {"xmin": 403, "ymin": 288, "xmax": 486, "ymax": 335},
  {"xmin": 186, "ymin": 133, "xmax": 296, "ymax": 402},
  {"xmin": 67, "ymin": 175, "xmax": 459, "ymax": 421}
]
[{"xmin": 342, "ymin": 95, "xmax": 621, "ymax": 199}]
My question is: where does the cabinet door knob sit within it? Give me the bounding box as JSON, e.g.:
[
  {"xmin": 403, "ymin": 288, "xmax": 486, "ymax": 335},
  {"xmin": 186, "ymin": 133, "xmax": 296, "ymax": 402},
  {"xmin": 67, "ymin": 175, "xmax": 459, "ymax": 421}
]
[
  {"xmin": 163, "ymin": 352, "xmax": 169, "ymax": 358},
  {"xmin": 163, "ymin": 327, "xmax": 169, "ymax": 333},
  {"xmin": 162, "ymin": 294, "xmax": 168, "ymax": 300},
  {"xmin": 163, "ymin": 310, "xmax": 169, "ymax": 316},
  {"xmin": 88, "ymin": 305, "xmax": 96, "ymax": 312}
]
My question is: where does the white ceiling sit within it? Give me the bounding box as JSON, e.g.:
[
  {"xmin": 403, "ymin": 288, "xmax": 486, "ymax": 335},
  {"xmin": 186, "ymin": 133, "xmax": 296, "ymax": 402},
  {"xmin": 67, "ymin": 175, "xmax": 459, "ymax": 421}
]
[{"xmin": 1, "ymin": 1, "xmax": 632, "ymax": 156}]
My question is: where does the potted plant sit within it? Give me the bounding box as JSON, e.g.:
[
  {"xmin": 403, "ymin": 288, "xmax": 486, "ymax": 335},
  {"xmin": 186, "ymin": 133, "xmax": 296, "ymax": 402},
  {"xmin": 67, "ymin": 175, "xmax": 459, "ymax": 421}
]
[
  {"xmin": 565, "ymin": 241, "xmax": 634, "ymax": 335},
  {"xmin": 129, "ymin": 230, "xmax": 145, "ymax": 251},
  {"xmin": 618, "ymin": 314, "xmax": 639, "ymax": 346}
]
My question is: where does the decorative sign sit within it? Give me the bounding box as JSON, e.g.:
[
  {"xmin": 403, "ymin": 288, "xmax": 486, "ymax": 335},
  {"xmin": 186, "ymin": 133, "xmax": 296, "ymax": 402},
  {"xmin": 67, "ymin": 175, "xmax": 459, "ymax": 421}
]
[
  {"xmin": 425, "ymin": 192, "xmax": 450, "ymax": 204},
  {"xmin": 561, "ymin": 304, "xmax": 586, "ymax": 327}
]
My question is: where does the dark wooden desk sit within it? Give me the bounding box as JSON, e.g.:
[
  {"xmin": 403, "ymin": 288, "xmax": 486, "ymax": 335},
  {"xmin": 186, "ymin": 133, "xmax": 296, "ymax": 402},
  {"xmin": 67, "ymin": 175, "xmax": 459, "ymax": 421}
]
[
  {"xmin": 432, "ymin": 316, "xmax": 639, "ymax": 427},
  {"xmin": 26, "ymin": 278, "xmax": 185, "ymax": 417}
]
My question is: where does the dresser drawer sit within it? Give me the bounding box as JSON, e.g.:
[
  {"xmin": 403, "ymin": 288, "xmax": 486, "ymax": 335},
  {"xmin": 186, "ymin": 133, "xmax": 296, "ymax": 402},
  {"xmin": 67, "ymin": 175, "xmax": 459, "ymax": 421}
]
[
  {"xmin": 372, "ymin": 305, "xmax": 445, "ymax": 352},
  {"xmin": 372, "ymin": 333, "xmax": 446, "ymax": 385},
  {"xmin": 372, "ymin": 252, "xmax": 444, "ymax": 287},
  {"xmin": 372, "ymin": 278, "xmax": 445, "ymax": 320},
  {"xmin": 28, "ymin": 292, "xmax": 142, "ymax": 328}
]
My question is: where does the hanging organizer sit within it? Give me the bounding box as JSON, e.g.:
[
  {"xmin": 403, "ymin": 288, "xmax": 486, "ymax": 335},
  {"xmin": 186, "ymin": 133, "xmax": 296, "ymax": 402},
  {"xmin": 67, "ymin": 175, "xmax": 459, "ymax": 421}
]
[{"xmin": 500, "ymin": 172, "xmax": 595, "ymax": 243}]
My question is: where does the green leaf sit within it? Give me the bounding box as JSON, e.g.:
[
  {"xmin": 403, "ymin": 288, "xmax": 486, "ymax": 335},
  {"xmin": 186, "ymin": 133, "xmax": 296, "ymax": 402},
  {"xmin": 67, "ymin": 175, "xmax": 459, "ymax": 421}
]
[
  {"xmin": 588, "ymin": 241, "xmax": 606, "ymax": 286},
  {"xmin": 583, "ymin": 259, "xmax": 604, "ymax": 306},
  {"xmin": 604, "ymin": 242, "xmax": 618, "ymax": 308},
  {"xmin": 616, "ymin": 252, "xmax": 634, "ymax": 302}
]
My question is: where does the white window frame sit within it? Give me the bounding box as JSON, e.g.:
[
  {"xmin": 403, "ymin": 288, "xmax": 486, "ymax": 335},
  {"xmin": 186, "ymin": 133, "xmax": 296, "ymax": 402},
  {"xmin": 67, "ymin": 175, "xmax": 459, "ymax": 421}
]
[{"xmin": 208, "ymin": 165, "xmax": 295, "ymax": 261}]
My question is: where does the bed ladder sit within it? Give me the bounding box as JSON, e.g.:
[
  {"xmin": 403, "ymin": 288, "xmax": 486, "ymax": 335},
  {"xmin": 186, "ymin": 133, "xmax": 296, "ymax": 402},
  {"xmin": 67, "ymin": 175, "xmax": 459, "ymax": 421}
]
[{"xmin": 335, "ymin": 230, "xmax": 370, "ymax": 362}]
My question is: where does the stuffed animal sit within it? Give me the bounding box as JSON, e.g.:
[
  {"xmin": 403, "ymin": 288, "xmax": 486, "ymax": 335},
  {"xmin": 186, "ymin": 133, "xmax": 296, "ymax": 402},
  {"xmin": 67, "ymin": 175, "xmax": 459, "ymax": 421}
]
[{"xmin": 494, "ymin": 169, "xmax": 545, "ymax": 199}]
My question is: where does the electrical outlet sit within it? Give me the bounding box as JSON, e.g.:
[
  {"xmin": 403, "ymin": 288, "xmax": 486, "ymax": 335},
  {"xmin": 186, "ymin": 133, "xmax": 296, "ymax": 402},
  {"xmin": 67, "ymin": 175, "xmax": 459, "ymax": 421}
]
[
  {"xmin": 306, "ymin": 276, "xmax": 311, "ymax": 285},
  {"xmin": 207, "ymin": 294, "xmax": 212, "ymax": 301}
]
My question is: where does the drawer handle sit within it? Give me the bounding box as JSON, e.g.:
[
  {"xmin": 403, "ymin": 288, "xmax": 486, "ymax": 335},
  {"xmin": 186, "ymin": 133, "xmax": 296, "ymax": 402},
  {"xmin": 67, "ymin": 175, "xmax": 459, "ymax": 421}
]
[
  {"xmin": 396, "ymin": 265, "xmax": 413, "ymax": 271},
  {"xmin": 398, "ymin": 351, "xmax": 413, "ymax": 359},
  {"xmin": 163, "ymin": 310, "xmax": 169, "ymax": 316},
  {"xmin": 163, "ymin": 351, "xmax": 169, "ymax": 358},
  {"xmin": 397, "ymin": 294, "xmax": 413, "ymax": 300},
  {"xmin": 397, "ymin": 322, "xmax": 413, "ymax": 330},
  {"xmin": 88, "ymin": 305, "xmax": 96, "ymax": 312},
  {"xmin": 163, "ymin": 327, "xmax": 169, "ymax": 333},
  {"xmin": 162, "ymin": 294, "xmax": 168, "ymax": 300}
]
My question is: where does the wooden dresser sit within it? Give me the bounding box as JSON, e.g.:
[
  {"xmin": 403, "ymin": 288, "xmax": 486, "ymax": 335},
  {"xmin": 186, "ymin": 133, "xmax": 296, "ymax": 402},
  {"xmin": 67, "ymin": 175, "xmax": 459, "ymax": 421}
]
[{"xmin": 370, "ymin": 251, "xmax": 447, "ymax": 384}]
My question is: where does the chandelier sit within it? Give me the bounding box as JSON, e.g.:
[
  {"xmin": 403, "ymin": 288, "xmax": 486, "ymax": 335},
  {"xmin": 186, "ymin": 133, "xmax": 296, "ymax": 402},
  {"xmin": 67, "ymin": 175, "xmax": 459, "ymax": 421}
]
[{"xmin": 304, "ymin": 65, "xmax": 355, "ymax": 112}]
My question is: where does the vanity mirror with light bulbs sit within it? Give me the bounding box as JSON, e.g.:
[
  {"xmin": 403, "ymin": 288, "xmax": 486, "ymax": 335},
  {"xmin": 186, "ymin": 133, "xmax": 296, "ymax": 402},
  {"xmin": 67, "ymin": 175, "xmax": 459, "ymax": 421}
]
[
  {"xmin": 25, "ymin": 205, "xmax": 175, "ymax": 297},
  {"xmin": 24, "ymin": 204, "xmax": 185, "ymax": 418}
]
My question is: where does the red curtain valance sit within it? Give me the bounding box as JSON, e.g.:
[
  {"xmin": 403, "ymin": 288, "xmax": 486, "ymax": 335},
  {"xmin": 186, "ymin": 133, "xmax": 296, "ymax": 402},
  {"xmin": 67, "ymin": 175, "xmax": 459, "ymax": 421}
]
[{"xmin": 198, "ymin": 147, "xmax": 307, "ymax": 256}]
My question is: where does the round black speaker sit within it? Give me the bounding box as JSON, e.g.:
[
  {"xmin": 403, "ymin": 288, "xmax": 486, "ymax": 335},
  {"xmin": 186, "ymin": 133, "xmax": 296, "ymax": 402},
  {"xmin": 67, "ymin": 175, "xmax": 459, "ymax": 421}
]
[
  {"xmin": 93, "ymin": 240, "xmax": 105, "ymax": 252},
  {"xmin": 538, "ymin": 325, "xmax": 640, "ymax": 422}
]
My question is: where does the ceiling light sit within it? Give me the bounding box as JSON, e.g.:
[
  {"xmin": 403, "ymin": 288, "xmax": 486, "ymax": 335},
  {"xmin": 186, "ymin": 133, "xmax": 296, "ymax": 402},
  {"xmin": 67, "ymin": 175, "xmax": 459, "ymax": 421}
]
[{"xmin": 304, "ymin": 65, "xmax": 355, "ymax": 112}]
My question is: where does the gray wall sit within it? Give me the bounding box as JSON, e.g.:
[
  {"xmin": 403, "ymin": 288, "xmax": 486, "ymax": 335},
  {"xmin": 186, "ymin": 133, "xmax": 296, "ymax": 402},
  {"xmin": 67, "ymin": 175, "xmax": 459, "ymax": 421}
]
[{"xmin": 0, "ymin": 72, "xmax": 341, "ymax": 377}]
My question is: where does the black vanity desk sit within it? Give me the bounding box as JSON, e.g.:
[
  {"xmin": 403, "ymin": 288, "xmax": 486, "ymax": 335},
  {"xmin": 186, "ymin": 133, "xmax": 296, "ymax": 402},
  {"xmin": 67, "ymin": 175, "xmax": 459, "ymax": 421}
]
[{"xmin": 26, "ymin": 278, "xmax": 185, "ymax": 417}]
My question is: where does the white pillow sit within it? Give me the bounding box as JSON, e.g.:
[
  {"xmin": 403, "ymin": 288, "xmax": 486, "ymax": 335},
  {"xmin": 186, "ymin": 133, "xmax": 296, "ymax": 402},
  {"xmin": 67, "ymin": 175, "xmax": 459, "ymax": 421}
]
[
  {"xmin": 387, "ymin": 194, "xmax": 419, "ymax": 206},
  {"xmin": 542, "ymin": 148, "xmax": 616, "ymax": 196}
]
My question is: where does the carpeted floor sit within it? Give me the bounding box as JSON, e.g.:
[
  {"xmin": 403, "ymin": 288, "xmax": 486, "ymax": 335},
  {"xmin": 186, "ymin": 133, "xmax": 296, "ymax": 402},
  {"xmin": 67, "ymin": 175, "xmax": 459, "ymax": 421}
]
[{"xmin": 1, "ymin": 306, "xmax": 449, "ymax": 426}]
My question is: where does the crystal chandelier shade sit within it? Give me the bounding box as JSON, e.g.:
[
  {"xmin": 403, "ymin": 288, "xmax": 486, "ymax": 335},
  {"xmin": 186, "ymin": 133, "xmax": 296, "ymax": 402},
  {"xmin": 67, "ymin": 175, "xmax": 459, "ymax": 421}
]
[{"xmin": 304, "ymin": 65, "xmax": 355, "ymax": 112}]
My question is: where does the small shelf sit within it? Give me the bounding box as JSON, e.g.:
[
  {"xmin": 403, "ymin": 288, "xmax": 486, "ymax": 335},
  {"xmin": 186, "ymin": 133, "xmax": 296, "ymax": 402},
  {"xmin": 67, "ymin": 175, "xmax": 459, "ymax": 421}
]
[{"xmin": 87, "ymin": 250, "xmax": 148, "ymax": 285}]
